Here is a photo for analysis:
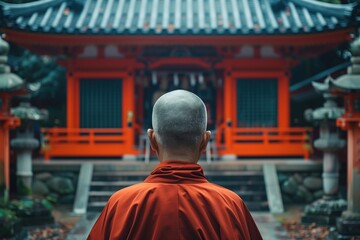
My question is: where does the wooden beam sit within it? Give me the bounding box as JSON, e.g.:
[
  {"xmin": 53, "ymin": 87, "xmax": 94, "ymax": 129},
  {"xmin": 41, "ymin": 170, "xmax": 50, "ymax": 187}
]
[{"xmin": 2, "ymin": 28, "xmax": 354, "ymax": 48}]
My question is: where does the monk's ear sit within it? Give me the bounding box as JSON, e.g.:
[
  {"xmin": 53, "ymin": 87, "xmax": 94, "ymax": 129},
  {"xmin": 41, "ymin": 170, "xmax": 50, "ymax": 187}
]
[
  {"xmin": 199, "ymin": 130, "xmax": 211, "ymax": 153},
  {"xmin": 147, "ymin": 129, "xmax": 159, "ymax": 152}
]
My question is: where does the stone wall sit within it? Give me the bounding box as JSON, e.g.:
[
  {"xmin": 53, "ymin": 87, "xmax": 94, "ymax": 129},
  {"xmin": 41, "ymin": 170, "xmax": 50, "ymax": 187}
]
[
  {"xmin": 279, "ymin": 172, "xmax": 323, "ymax": 204},
  {"xmin": 32, "ymin": 171, "xmax": 78, "ymax": 205}
]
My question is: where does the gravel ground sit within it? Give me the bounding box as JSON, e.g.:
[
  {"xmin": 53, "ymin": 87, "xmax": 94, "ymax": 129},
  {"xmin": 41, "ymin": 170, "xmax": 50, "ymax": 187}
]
[{"xmin": 282, "ymin": 221, "xmax": 330, "ymax": 240}]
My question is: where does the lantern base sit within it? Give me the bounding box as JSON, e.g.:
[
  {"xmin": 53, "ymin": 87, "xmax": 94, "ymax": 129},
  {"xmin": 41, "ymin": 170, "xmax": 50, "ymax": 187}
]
[{"xmin": 301, "ymin": 198, "xmax": 347, "ymax": 226}]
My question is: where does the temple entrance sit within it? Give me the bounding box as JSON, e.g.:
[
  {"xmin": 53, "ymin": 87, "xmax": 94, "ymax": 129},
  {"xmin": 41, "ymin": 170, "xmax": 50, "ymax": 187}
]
[
  {"xmin": 138, "ymin": 70, "xmax": 218, "ymax": 131},
  {"xmin": 80, "ymin": 78, "xmax": 122, "ymax": 128}
]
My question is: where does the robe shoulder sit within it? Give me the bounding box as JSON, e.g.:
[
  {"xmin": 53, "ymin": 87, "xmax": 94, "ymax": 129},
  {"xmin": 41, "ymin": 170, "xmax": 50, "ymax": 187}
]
[{"xmin": 88, "ymin": 182, "xmax": 263, "ymax": 240}]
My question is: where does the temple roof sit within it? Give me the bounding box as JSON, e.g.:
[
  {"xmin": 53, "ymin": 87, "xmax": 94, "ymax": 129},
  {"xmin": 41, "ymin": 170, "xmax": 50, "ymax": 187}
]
[{"xmin": 0, "ymin": 0, "xmax": 358, "ymax": 36}]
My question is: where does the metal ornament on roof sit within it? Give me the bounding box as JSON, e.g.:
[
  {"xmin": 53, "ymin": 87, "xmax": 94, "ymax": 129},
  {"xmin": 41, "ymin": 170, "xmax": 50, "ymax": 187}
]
[{"xmin": 0, "ymin": 37, "xmax": 24, "ymax": 92}]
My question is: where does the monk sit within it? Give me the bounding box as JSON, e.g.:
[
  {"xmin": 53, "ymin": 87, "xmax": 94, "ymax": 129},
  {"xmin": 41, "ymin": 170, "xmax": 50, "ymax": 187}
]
[{"xmin": 88, "ymin": 90, "xmax": 263, "ymax": 240}]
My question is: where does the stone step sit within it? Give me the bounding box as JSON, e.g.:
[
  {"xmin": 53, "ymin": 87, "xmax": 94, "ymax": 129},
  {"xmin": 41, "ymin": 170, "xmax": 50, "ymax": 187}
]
[
  {"xmin": 87, "ymin": 168, "xmax": 270, "ymax": 213},
  {"xmin": 88, "ymin": 190, "xmax": 267, "ymax": 204},
  {"xmin": 91, "ymin": 180, "xmax": 142, "ymax": 186},
  {"xmin": 93, "ymin": 170, "xmax": 263, "ymax": 176},
  {"xmin": 90, "ymin": 180, "xmax": 265, "ymax": 186},
  {"xmin": 89, "ymin": 181, "xmax": 266, "ymax": 191},
  {"xmin": 92, "ymin": 171, "xmax": 264, "ymax": 182},
  {"xmin": 87, "ymin": 200, "xmax": 269, "ymax": 212}
]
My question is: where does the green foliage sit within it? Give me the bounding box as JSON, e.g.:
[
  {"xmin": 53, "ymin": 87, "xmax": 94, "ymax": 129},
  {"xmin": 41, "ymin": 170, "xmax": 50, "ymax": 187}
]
[
  {"xmin": 0, "ymin": 207, "xmax": 21, "ymax": 238},
  {"xmin": 45, "ymin": 192, "xmax": 59, "ymax": 205},
  {"xmin": 9, "ymin": 198, "xmax": 53, "ymax": 217},
  {"xmin": 0, "ymin": 197, "xmax": 54, "ymax": 237},
  {"xmin": 15, "ymin": 51, "xmax": 66, "ymax": 101},
  {"xmin": 9, "ymin": 47, "xmax": 67, "ymax": 126}
]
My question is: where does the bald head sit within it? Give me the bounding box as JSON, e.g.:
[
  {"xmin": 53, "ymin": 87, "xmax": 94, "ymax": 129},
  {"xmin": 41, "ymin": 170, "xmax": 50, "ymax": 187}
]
[{"xmin": 152, "ymin": 90, "xmax": 207, "ymax": 152}]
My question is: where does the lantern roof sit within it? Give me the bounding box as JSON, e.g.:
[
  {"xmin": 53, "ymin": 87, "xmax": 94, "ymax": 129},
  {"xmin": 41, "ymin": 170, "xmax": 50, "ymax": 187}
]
[
  {"xmin": 330, "ymin": 38, "xmax": 360, "ymax": 93},
  {"xmin": 11, "ymin": 102, "xmax": 48, "ymax": 121},
  {"xmin": 0, "ymin": 37, "xmax": 24, "ymax": 92},
  {"xmin": 0, "ymin": 0, "xmax": 358, "ymax": 36}
]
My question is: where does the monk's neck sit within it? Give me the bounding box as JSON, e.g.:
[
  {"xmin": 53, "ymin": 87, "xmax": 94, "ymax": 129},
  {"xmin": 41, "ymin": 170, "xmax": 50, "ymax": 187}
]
[{"xmin": 158, "ymin": 151, "xmax": 199, "ymax": 163}]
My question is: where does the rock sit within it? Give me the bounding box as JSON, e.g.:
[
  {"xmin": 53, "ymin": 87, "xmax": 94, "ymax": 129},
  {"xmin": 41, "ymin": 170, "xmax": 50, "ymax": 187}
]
[
  {"xmin": 296, "ymin": 185, "xmax": 313, "ymax": 203},
  {"xmin": 58, "ymin": 194, "xmax": 75, "ymax": 204},
  {"xmin": 303, "ymin": 176, "xmax": 323, "ymax": 191},
  {"xmin": 282, "ymin": 177, "xmax": 298, "ymax": 195},
  {"xmin": 293, "ymin": 173, "xmax": 303, "ymax": 184},
  {"xmin": 313, "ymin": 190, "xmax": 324, "ymax": 199},
  {"xmin": 34, "ymin": 172, "xmax": 52, "ymax": 182},
  {"xmin": 278, "ymin": 173, "xmax": 288, "ymax": 184},
  {"xmin": 32, "ymin": 180, "xmax": 49, "ymax": 196},
  {"xmin": 282, "ymin": 193, "xmax": 293, "ymax": 204},
  {"xmin": 46, "ymin": 177, "xmax": 74, "ymax": 194},
  {"xmin": 53, "ymin": 172, "xmax": 76, "ymax": 182},
  {"xmin": 46, "ymin": 193, "xmax": 59, "ymax": 204},
  {"xmin": 310, "ymin": 172, "xmax": 322, "ymax": 178}
]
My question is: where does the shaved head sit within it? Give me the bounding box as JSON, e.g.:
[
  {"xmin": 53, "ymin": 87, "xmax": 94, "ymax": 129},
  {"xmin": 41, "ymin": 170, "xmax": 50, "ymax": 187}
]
[{"xmin": 152, "ymin": 90, "xmax": 207, "ymax": 152}]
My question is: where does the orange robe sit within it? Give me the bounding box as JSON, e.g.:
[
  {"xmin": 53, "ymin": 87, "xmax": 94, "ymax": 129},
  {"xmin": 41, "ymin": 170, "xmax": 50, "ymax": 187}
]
[{"xmin": 88, "ymin": 161, "xmax": 263, "ymax": 240}]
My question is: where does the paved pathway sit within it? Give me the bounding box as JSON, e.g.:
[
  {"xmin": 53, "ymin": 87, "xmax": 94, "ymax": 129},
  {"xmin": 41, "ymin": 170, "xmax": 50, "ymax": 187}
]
[{"xmin": 253, "ymin": 213, "xmax": 288, "ymax": 240}]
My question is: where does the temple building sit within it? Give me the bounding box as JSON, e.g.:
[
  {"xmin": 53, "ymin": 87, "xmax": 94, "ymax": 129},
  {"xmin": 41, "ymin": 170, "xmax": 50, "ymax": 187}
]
[{"xmin": 0, "ymin": 0, "xmax": 358, "ymax": 160}]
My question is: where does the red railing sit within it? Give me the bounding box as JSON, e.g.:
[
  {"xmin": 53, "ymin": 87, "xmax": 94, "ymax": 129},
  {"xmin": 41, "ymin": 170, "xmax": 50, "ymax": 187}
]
[
  {"xmin": 41, "ymin": 128, "xmax": 138, "ymax": 159},
  {"xmin": 217, "ymin": 127, "xmax": 311, "ymax": 159},
  {"xmin": 41, "ymin": 127, "xmax": 311, "ymax": 160},
  {"xmin": 43, "ymin": 128, "xmax": 126, "ymax": 144},
  {"xmin": 232, "ymin": 127, "xmax": 310, "ymax": 143}
]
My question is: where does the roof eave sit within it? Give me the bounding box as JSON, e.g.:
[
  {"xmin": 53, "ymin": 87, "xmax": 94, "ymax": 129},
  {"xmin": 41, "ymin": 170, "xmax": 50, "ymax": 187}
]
[
  {"xmin": 289, "ymin": 0, "xmax": 355, "ymax": 18},
  {"xmin": 0, "ymin": 0, "xmax": 64, "ymax": 18}
]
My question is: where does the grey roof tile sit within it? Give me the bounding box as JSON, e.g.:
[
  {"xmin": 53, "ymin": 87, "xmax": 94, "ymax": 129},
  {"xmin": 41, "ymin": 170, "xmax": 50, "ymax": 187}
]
[{"xmin": 0, "ymin": 0, "xmax": 358, "ymax": 35}]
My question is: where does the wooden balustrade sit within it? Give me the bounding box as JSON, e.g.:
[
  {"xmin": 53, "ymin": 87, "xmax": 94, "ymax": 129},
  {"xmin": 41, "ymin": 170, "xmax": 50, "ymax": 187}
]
[{"xmin": 41, "ymin": 128, "xmax": 138, "ymax": 159}]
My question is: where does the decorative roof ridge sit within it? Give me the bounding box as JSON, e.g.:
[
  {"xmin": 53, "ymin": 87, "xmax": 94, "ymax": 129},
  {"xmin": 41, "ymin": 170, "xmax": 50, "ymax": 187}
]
[
  {"xmin": 288, "ymin": 0, "xmax": 355, "ymax": 18},
  {"xmin": 0, "ymin": 0, "xmax": 65, "ymax": 18}
]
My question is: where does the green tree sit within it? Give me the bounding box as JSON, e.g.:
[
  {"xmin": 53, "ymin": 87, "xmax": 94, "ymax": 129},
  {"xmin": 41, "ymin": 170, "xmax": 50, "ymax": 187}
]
[{"xmin": 9, "ymin": 46, "xmax": 67, "ymax": 127}]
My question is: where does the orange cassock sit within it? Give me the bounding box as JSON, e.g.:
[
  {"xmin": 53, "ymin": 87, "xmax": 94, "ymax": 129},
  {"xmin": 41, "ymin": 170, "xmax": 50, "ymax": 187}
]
[{"xmin": 88, "ymin": 161, "xmax": 263, "ymax": 240}]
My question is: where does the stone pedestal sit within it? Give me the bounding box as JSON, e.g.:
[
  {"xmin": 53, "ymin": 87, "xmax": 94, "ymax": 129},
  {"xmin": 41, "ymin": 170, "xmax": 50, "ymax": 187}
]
[
  {"xmin": 302, "ymin": 198, "xmax": 347, "ymax": 226},
  {"xmin": 11, "ymin": 102, "xmax": 47, "ymax": 197},
  {"xmin": 302, "ymin": 85, "xmax": 345, "ymax": 226},
  {"xmin": 0, "ymin": 36, "xmax": 23, "ymax": 202},
  {"xmin": 11, "ymin": 129, "xmax": 39, "ymax": 196},
  {"xmin": 336, "ymin": 170, "xmax": 360, "ymax": 239}
]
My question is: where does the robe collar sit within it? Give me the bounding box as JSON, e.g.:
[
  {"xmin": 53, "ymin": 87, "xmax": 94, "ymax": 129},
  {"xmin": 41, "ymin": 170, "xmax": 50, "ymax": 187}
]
[{"xmin": 144, "ymin": 160, "xmax": 209, "ymax": 184}]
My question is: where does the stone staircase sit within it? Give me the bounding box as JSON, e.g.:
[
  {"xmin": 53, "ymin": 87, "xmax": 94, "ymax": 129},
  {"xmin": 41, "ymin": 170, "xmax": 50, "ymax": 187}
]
[{"xmin": 76, "ymin": 164, "xmax": 273, "ymax": 213}]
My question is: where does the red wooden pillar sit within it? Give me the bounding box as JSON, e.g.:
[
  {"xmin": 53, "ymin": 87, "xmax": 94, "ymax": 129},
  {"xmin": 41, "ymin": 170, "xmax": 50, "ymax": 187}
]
[
  {"xmin": 216, "ymin": 80, "xmax": 224, "ymax": 126},
  {"xmin": 337, "ymin": 94, "xmax": 360, "ymax": 192},
  {"xmin": 67, "ymin": 72, "xmax": 76, "ymax": 128},
  {"xmin": 122, "ymin": 72, "xmax": 136, "ymax": 153},
  {"xmin": 0, "ymin": 122, "xmax": 9, "ymax": 195},
  {"xmin": 0, "ymin": 94, "xmax": 20, "ymax": 196},
  {"xmin": 278, "ymin": 73, "xmax": 290, "ymax": 128},
  {"xmin": 347, "ymin": 124, "xmax": 360, "ymax": 190},
  {"xmin": 223, "ymin": 70, "xmax": 234, "ymax": 154}
]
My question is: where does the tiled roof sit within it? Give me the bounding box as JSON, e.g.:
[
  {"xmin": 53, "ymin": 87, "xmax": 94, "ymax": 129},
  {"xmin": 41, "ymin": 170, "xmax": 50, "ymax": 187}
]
[{"xmin": 0, "ymin": 0, "xmax": 358, "ymax": 35}]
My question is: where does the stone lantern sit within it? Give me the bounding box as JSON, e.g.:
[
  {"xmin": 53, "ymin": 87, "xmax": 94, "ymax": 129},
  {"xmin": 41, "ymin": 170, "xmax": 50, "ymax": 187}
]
[
  {"xmin": 0, "ymin": 36, "xmax": 23, "ymax": 202},
  {"xmin": 10, "ymin": 102, "xmax": 47, "ymax": 197},
  {"xmin": 302, "ymin": 77, "xmax": 347, "ymax": 225},
  {"xmin": 326, "ymin": 37, "xmax": 360, "ymax": 238}
]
